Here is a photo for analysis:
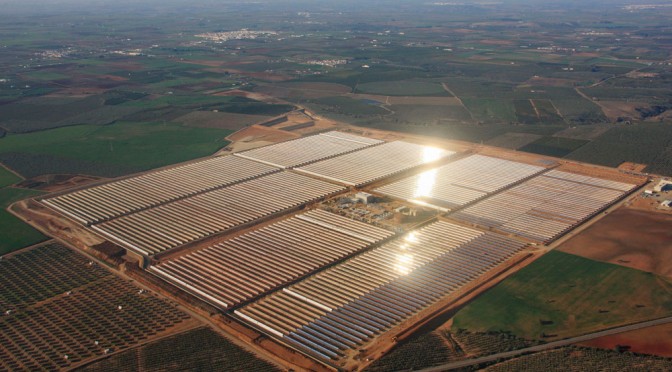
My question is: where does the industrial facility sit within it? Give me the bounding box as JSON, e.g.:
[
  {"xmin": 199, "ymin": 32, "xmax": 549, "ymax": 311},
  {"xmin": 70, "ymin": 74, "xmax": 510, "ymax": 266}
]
[{"xmin": 15, "ymin": 130, "xmax": 643, "ymax": 371}]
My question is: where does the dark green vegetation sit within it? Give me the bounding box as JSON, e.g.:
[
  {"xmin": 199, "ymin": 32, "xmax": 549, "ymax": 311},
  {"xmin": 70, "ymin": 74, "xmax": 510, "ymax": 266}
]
[
  {"xmin": 453, "ymin": 251, "xmax": 672, "ymax": 340},
  {"xmin": 482, "ymin": 346, "xmax": 672, "ymax": 371},
  {"xmin": 0, "ymin": 167, "xmax": 21, "ymax": 188},
  {"xmin": 0, "ymin": 243, "xmax": 109, "ymax": 311},
  {"xmin": 78, "ymin": 327, "xmax": 280, "ymax": 372},
  {"xmin": 0, "ymin": 187, "xmax": 46, "ymax": 255},
  {"xmin": 519, "ymin": 136, "xmax": 590, "ymax": 157},
  {"xmin": 0, "ymin": 0, "xmax": 670, "ymax": 187},
  {"xmin": 567, "ymin": 123, "xmax": 672, "ymax": 175},
  {"xmin": 0, "ymin": 242, "xmax": 193, "ymax": 371},
  {"xmin": 366, "ymin": 330, "xmax": 542, "ymax": 372},
  {"xmin": 0, "ymin": 123, "xmax": 233, "ymax": 178}
]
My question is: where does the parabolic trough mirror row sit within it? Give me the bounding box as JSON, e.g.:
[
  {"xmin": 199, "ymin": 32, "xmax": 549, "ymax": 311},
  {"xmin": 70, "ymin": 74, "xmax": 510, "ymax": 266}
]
[{"xmin": 235, "ymin": 221, "xmax": 528, "ymax": 361}]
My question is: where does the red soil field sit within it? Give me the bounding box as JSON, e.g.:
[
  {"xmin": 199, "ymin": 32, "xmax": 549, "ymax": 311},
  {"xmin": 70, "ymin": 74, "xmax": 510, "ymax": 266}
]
[
  {"xmin": 558, "ymin": 207, "xmax": 672, "ymax": 278},
  {"xmin": 579, "ymin": 323, "xmax": 672, "ymax": 357}
]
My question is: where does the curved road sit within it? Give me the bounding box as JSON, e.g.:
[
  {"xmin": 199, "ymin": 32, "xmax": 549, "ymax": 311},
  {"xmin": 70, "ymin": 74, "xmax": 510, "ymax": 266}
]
[{"xmin": 418, "ymin": 316, "xmax": 672, "ymax": 371}]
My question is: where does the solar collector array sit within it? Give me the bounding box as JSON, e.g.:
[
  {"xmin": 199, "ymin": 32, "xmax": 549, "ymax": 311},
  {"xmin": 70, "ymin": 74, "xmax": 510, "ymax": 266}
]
[
  {"xmin": 236, "ymin": 221, "xmax": 527, "ymax": 361},
  {"xmin": 41, "ymin": 156, "xmax": 279, "ymax": 225},
  {"xmin": 92, "ymin": 172, "xmax": 345, "ymax": 256},
  {"xmin": 296, "ymin": 141, "xmax": 455, "ymax": 186},
  {"xmin": 374, "ymin": 155, "xmax": 546, "ymax": 211},
  {"xmin": 451, "ymin": 170, "xmax": 637, "ymax": 242},
  {"xmin": 234, "ymin": 131, "xmax": 382, "ymax": 169},
  {"xmin": 149, "ymin": 210, "xmax": 393, "ymax": 309}
]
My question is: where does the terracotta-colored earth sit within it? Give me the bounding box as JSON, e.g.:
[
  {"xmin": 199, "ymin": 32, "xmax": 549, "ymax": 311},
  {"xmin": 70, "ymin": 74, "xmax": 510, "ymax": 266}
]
[
  {"xmin": 558, "ymin": 207, "xmax": 672, "ymax": 278},
  {"xmin": 618, "ymin": 162, "xmax": 648, "ymax": 172},
  {"xmin": 578, "ymin": 323, "xmax": 672, "ymax": 357}
]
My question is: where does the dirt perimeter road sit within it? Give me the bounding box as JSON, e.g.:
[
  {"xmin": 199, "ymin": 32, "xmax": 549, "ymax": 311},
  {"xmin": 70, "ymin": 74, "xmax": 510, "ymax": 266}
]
[{"xmin": 418, "ymin": 316, "xmax": 672, "ymax": 371}]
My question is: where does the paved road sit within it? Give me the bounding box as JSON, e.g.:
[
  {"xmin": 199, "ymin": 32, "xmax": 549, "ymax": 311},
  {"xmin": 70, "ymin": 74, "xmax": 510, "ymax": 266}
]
[{"xmin": 417, "ymin": 316, "xmax": 672, "ymax": 371}]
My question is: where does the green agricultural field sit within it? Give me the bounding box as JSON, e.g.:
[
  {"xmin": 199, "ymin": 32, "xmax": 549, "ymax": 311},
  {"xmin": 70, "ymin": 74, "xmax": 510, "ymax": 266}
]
[
  {"xmin": 453, "ymin": 251, "xmax": 672, "ymax": 340},
  {"xmin": 308, "ymin": 96, "xmax": 390, "ymax": 117},
  {"xmin": 0, "ymin": 122, "xmax": 233, "ymax": 178},
  {"xmin": 514, "ymin": 100, "xmax": 540, "ymax": 124},
  {"xmin": 0, "ymin": 166, "xmax": 21, "ymax": 188},
  {"xmin": 566, "ymin": 123, "xmax": 672, "ymax": 176},
  {"xmin": 552, "ymin": 98, "xmax": 609, "ymax": 124},
  {"xmin": 518, "ymin": 136, "xmax": 589, "ymax": 157},
  {"xmin": 462, "ymin": 98, "xmax": 517, "ymax": 124},
  {"xmin": 355, "ymin": 80, "xmax": 450, "ymax": 96},
  {"xmin": 122, "ymin": 94, "xmax": 246, "ymax": 108},
  {"xmin": 533, "ymin": 100, "xmax": 565, "ymax": 124},
  {"xmin": 0, "ymin": 187, "xmax": 46, "ymax": 255}
]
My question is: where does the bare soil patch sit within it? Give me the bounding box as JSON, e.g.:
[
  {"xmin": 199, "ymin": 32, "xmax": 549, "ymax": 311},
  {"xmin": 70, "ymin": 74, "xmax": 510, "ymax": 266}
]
[
  {"xmin": 558, "ymin": 207, "xmax": 672, "ymax": 278},
  {"xmin": 16, "ymin": 174, "xmax": 104, "ymax": 193},
  {"xmin": 555, "ymin": 161, "xmax": 646, "ymax": 184},
  {"xmin": 618, "ymin": 162, "xmax": 648, "ymax": 172},
  {"xmin": 554, "ymin": 125, "xmax": 610, "ymax": 140},
  {"xmin": 173, "ymin": 111, "xmax": 270, "ymax": 130},
  {"xmin": 524, "ymin": 76, "xmax": 578, "ymax": 87},
  {"xmin": 598, "ymin": 100, "xmax": 647, "ymax": 121},
  {"xmin": 578, "ymin": 323, "xmax": 672, "ymax": 357},
  {"xmin": 227, "ymin": 125, "xmax": 297, "ymax": 142}
]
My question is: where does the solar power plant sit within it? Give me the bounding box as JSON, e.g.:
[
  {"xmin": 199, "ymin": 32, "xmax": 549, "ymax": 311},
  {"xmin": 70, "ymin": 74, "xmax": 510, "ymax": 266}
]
[
  {"xmin": 296, "ymin": 141, "xmax": 456, "ymax": 187},
  {"xmin": 374, "ymin": 155, "xmax": 546, "ymax": 211},
  {"xmin": 92, "ymin": 172, "xmax": 345, "ymax": 256},
  {"xmin": 234, "ymin": 131, "xmax": 383, "ymax": 169},
  {"xmin": 451, "ymin": 170, "xmax": 638, "ymax": 243},
  {"xmin": 41, "ymin": 156, "xmax": 279, "ymax": 225},
  {"xmin": 149, "ymin": 209, "xmax": 394, "ymax": 310},
  {"xmin": 236, "ymin": 221, "xmax": 527, "ymax": 362}
]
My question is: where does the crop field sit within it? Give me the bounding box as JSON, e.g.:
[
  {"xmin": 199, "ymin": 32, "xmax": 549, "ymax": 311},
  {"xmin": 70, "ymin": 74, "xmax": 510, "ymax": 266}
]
[
  {"xmin": 452, "ymin": 251, "xmax": 672, "ymax": 341},
  {"xmin": 307, "ymin": 96, "xmax": 390, "ymax": 117},
  {"xmin": 518, "ymin": 136, "xmax": 590, "ymax": 158},
  {"xmin": 391, "ymin": 104, "xmax": 474, "ymax": 125},
  {"xmin": 558, "ymin": 208, "xmax": 672, "ymax": 279},
  {"xmin": 150, "ymin": 209, "xmax": 394, "ymax": 309},
  {"xmin": 0, "ymin": 122, "xmax": 233, "ymax": 178},
  {"xmin": 365, "ymin": 332, "xmax": 454, "ymax": 371},
  {"xmin": 533, "ymin": 100, "xmax": 564, "ymax": 124},
  {"xmin": 566, "ymin": 123, "xmax": 672, "ymax": 176},
  {"xmin": 0, "ymin": 187, "xmax": 46, "ymax": 255},
  {"xmin": 462, "ymin": 98, "xmax": 517, "ymax": 124},
  {"xmin": 355, "ymin": 81, "xmax": 450, "ymax": 97},
  {"xmin": 552, "ymin": 98, "xmax": 609, "ymax": 124},
  {"xmin": 236, "ymin": 221, "xmax": 527, "ymax": 362},
  {"xmin": 78, "ymin": 327, "xmax": 280, "ymax": 372},
  {"xmin": 0, "ymin": 243, "xmax": 194, "ymax": 371},
  {"xmin": 451, "ymin": 170, "xmax": 637, "ymax": 243},
  {"xmin": 0, "ymin": 167, "xmax": 21, "ymax": 188},
  {"xmin": 172, "ymin": 111, "xmax": 270, "ymax": 130},
  {"xmin": 483, "ymin": 346, "xmax": 672, "ymax": 371},
  {"xmin": 513, "ymin": 100, "xmax": 539, "ymax": 125},
  {"xmin": 485, "ymin": 133, "xmax": 543, "ymax": 149}
]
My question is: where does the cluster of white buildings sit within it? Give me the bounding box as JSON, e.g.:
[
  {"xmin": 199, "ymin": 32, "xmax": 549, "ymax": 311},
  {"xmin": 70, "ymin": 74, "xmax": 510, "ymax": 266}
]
[{"xmin": 196, "ymin": 30, "xmax": 278, "ymax": 42}]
